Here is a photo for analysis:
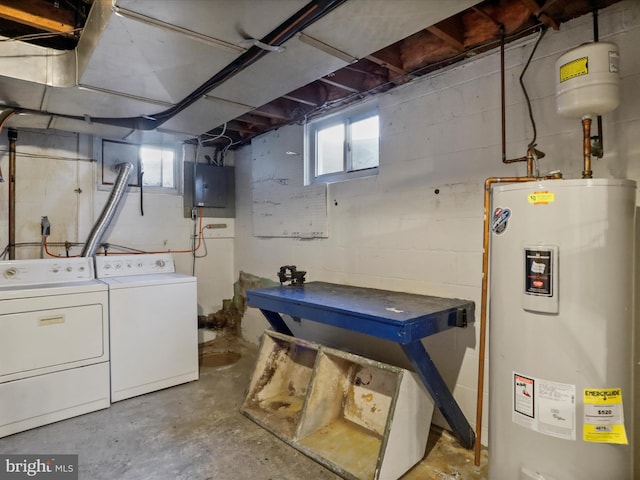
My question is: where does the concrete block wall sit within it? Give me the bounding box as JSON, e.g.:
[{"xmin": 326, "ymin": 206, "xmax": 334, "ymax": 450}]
[
  {"xmin": 235, "ymin": 0, "xmax": 640, "ymax": 446},
  {"xmin": 0, "ymin": 130, "xmax": 235, "ymax": 316}
]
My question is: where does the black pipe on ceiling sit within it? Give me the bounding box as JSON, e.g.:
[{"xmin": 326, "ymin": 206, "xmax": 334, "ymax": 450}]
[{"xmin": 15, "ymin": 0, "xmax": 349, "ymax": 132}]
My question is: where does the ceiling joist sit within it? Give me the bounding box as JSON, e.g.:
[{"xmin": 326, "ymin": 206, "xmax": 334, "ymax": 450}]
[
  {"xmin": 427, "ymin": 16, "xmax": 466, "ymax": 51},
  {"xmin": 520, "ymin": 0, "xmax": 560, "ymax": 29},
  {"xmin": 0, "ymin": 0, "xmax": 77, "ymax": 34}
]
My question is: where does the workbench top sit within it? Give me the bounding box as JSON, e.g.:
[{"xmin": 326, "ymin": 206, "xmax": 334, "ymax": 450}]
[{"xmin": 247, "ymin": 281, "xmax": 474, "ymax": 343}]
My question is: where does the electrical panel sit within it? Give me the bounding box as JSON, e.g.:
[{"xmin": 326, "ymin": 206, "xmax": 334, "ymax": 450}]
[{"xmin": 183, "ymin": 163, "xmax": 234, "ymax": 218}]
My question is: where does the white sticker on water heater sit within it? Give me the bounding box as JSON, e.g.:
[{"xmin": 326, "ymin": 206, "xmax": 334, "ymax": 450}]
[{"xmin": 513, "ymin": 371, "xmax": 576, "ymax": 441}]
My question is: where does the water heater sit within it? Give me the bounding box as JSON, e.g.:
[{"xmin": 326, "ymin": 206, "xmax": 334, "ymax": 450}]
[{"xmin": 489, "ymin": 179, "xmax": 635, "ymax": 479}]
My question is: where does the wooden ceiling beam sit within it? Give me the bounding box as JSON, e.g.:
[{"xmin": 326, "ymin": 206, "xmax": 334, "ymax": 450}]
[
  {"xmin": 520, "ymin": 0, "xmax": 560, "ymax": 30},
  {"xmin": 318, "ymin": 68, "xmax": 377, "ymax": 94},
  {"xmin": 366, "ymin": 53, "xmax": 407, "ymax": 77},
  {"xmin": 427, "ymin": 16, "xmax": 466, "ymax": 51},
  {"xmin": 281, "ymin": 83, "xmax": 324, "ymax": 107},
  {"xmin": 235, "ymin": 113, "xmax": 273, "ymax": 128},
  {"xmin": 282, "ymin": 94, "xmax": 318, "ymax": 107},
  {"xmin": 251, "ymin": 105, "xmax": 291, "ymax": 121},
  {"xmin": 318, "ymin": 77, "xmax": 360, "ymax": 94},
  {"xmin": 0, "ymin": 0, "xmax": 77, "ymax": 34},
  {"xmin": 225, "ymin": 121, "xmax": 255, "ymax": 135}
]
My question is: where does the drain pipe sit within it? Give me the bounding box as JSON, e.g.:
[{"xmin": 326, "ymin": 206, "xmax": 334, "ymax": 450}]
[
  {"xmin": 81, "ymin": 162, "xmax": 133, "ymax": 257},
  {"xmin": 8, "ymin": 128, "xmax": 17, "ymax": 260}
]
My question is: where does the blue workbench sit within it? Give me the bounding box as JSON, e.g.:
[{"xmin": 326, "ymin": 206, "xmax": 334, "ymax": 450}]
[{"xmin": 246, "ymin": 281, "xmax": 476, "ymax": 449}]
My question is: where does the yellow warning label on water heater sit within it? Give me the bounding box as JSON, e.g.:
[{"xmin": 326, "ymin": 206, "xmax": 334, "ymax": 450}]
[
  {"xmin": 583, "ymin": 388, "xmax": 628, "ymax": 444},
  {"xmin": 560, "ymin": 56, "xmax": 589, "ymax": 82},
  {"xmin": 527, "ymin": 191, "xmax": 555, "ymax": 205}
]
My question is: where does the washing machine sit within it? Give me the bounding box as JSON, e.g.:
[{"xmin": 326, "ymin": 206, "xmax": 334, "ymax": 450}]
[
  {"xmin": 0, "ymin": 257, "xmax": 110, "ymax": 438},
  {"xmin": 95, "ymin": 253, "xmax": 198, "ymax": 402}
]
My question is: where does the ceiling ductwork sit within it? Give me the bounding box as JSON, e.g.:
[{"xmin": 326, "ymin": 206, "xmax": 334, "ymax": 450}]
[{"xmin": 0, "ymin": 0, "xmax": 622, "ymax": 146}]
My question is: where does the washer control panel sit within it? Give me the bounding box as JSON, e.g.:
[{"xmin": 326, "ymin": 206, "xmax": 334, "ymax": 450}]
[
  {"xmin": 0, "ymin": 257, "xmax": 94, "ymax": 287},
  {"xmin": 95, "ymin": 253, "xmax": 176, "ymax": 278}
]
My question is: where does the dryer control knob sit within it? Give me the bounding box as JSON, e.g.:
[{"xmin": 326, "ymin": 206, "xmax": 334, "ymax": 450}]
[
  {"xmin": 3, "ymin": 267, "xmax": 17, "ymax": 279},
  {"xmin": 155, "ymin": 259, "xmax": 166, "ymax": 268}
]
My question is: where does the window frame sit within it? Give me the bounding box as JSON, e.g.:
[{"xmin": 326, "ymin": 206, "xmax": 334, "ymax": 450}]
[
  {"xmin": 304, "ymin": 101, "xmax": 379, "ymax": 185},
  {"xmin": 98, "ymin": 139, "xmax": 181, "ymax": 195}
]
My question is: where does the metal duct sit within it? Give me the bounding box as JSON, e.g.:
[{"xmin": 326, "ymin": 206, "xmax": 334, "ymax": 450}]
[
  {"xmin": 81, "ymin": 162, "xmax": 133, "ymax": 257},
  {"xmin": 0, "ymin": 0, "xmax": 348, "ymax": 132}
]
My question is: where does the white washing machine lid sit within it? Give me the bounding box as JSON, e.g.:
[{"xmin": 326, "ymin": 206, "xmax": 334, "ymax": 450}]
[
  {"xmin": 99, "ymin": 273, "xmax": 196, "ymax": 290},
  {"xmin": 0, "ymin": 279, "xmax": 107, "ymax": 301}
]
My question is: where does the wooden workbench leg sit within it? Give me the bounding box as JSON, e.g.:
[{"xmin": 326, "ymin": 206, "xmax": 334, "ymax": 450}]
[
  {"xmin": 401, "ymin": 340, "xmax": 476, "ymax": 449},
  {"xmin": 259, "ymin": 309, "xmax": 294, "ymax": 336}
]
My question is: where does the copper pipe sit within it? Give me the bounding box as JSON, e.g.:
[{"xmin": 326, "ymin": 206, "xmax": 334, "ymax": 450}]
[
  {"xmin": 0, "ymin": 110, "xmax": 15, "ymax": 182},
  {"xmin": 526, "ymin": 150, "xmax": 534, "ymax": 177},
  {"xmin": 7, "ymin": 128, "xmax": 17, "ymax": 259},
  {"xmin": 582, "ymin": 117, "xmax": 593, "ymax": 178},
  {"xmin": 474, "ymin": 175, "xmax": 536, "ymax": 466}
]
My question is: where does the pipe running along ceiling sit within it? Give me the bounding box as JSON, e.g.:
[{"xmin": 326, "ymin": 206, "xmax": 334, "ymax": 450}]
[{"xmin": 0, "ymin": 0, "xmax": 623, "ymax": 147}]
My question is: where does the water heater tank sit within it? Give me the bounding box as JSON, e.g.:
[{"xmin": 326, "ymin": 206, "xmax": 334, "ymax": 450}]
[
  {"xmin": 489, "ymin": 179, "xmax": 635, "ymax": 480},
  {"xmin": 556, "ymin": 42, "xmax": 620, "ymax": 118}
]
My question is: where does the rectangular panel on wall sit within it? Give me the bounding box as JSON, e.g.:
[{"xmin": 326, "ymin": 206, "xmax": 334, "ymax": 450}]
[{"xmin": 251, "ymin": 128, "xmax": 328, "ymax": 238}]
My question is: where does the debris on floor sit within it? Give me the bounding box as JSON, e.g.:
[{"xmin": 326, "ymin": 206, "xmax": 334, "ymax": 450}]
[
  {"xmin": 198, "ymin": 271, "xmax": 278, "ymax": 335},
  {"xmin": 401, "ymin": 426, "xmax": 488, "ymax": 480}
]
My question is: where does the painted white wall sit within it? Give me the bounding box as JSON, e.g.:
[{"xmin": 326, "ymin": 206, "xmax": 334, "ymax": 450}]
[
  {"xmin": 0, "ymin": 130, "xmax": 235, "ymax": 316},
  {"xmin": 235, "ymin": 0, "xmax": 640, "ymax": 446}
]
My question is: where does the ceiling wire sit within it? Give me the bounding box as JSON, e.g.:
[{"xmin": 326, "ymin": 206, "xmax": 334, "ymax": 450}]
[
  {"xmin": 0, "ymin": 28, "xmax": 83, "ymax": 42},
  {"xmin": 519, "ymin": 26, "xmax": 548, "ymax": 152}
]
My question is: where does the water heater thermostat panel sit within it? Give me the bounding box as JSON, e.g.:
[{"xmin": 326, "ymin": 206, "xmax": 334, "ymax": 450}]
[{"xmin": 522, "ymin": 245, "xmax": 559, "ymax": 314}]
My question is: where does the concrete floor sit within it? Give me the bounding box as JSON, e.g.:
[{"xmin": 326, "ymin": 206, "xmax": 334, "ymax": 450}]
[{"xmin": 0, "ymin": 336, "xmax": 488, "ymax": 480}]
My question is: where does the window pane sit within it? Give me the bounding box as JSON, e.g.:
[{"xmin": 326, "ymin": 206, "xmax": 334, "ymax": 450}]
[
  {"xmin": 162, "ymin": 151, "xmax": 175, "ymax": 188},
  {"xmin": 141, "ymin": 146, "xmax": 174, "ymax": 188},
  {"xmin": 350, "ymin": 115, "xmax": 379, "ymax": 171},
  {"xmin": 316, "ymin": 124, "xmax": 344, "ymax": 176}
]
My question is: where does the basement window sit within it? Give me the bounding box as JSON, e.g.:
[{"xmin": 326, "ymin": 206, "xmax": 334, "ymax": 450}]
[
  {"xmin": 100, "ymin": 140, "xmax": 180, "ymax": 194},
  {"xmin": 140, "ymin": 146, "xmax": 176, "ymax": 189},
  {"xmin": 305, "ymin": 102, "xmax": 379, "ymax": 184}
]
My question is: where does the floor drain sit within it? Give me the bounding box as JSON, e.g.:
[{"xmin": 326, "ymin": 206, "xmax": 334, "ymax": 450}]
[{"xmin": 199, "ymin": 351, "xmax": 241, "ymax": 368}]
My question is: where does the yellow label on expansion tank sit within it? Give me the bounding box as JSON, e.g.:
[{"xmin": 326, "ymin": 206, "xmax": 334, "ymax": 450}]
[
  {"xmin": 583, "ymin": 388, "xmax": 628, "ymax": 444},
  {"xmin": 560, "ymin": 57, "xmax": 589, "ymax": 82}
]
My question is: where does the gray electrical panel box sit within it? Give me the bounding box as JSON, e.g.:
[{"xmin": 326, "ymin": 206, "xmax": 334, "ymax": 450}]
[{"xmin": 183, "ymin": 163, "xmax": 235, "ymax": 218}]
